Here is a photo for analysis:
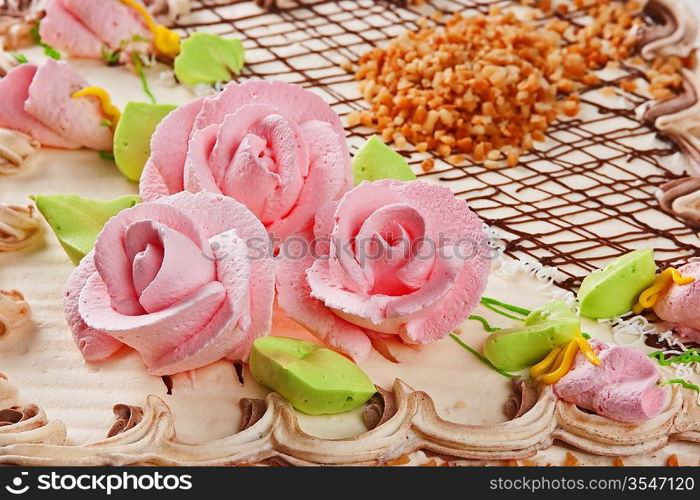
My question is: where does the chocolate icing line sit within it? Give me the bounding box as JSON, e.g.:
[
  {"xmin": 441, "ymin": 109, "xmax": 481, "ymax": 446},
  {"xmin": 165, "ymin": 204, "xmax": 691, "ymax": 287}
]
[{"xmin": 0, "ymin": 378, "xmax": 696, "ymax": 465}]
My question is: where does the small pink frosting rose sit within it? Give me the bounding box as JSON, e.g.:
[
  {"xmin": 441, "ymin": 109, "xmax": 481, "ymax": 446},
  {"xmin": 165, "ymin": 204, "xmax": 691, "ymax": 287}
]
[
  {"xmin": 276, "ymin": 180, "xmax": 491, "ymax": 361},
  {"xmin": 140, "ymin": 80, "xmax": 352, "ymax": 243},
  {"xmin": 65, "ymin": 191, "xmax": 276, "ymax": 375},
  {"xmin": 653, "ymin": 262, "xmax": 700, "ymax": 343}
]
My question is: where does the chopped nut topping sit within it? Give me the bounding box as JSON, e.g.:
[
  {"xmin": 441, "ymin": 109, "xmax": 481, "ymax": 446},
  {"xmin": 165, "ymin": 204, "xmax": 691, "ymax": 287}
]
[{"xmin": 354, "ymin": 1, "xmax": 685, "ymax": 164}]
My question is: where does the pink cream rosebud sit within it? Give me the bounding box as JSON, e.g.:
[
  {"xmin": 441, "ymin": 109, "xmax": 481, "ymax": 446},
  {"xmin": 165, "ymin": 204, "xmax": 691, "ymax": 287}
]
[
  {"xmin": 40, "ymin": 0, "xmax": 153, "ymax": 61},
  {"xmin": 653, "ymin": 262, "xmax": 700, "ymax": 343},
  {"xmin": 64, "ymin": 191, "xmax": 276, "ymax": 375},
  {"xmin": 276, "ymin": 179, "xmax": 491, "ymax": 361},
  {"xmin": 554, "ymin": 340, "xmax": 667, "ymax": 422},
  {"xmin": 0, "ymin": 60, "xmax": 113, "ymax": 150},
  {"xmin": 140, "ymin": 80, "xmax": 353, "ymax": 244}
]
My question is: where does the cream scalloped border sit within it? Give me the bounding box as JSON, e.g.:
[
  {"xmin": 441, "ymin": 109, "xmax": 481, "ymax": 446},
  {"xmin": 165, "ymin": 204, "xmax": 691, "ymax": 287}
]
[{"xmin": 0, "ymin": 377, "xmax": 697, "ymax": 466}]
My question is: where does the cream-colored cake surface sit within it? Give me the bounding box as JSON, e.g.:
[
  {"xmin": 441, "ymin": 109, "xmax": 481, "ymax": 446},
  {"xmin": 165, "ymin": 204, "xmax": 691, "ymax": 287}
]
[{"xmin": 1, "ymin": 0, "xmax": 699, "ymax": 466}]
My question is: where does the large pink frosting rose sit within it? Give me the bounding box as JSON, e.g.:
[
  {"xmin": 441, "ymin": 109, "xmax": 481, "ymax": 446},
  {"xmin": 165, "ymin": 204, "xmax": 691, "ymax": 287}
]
[
  {"xmin": 653, "ymin": 262, "xmax": 700, "ymax": 343},
  {"xmin": 276, "ymin": 180, "xmax": 491, "ymax": 361},
  {"xmin": 140, "ymin": 80, "xmax": 353, "ymax": 244},
  {"xmin": 65, "ymin": 191, "xmax": 276, "ymax": 375}
]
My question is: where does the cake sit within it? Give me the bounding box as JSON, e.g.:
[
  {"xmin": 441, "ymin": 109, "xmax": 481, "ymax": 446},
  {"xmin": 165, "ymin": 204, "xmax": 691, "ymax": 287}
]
[{"xmin": 0, "ymin": 0, "xmax": 699, "ymax": 466}]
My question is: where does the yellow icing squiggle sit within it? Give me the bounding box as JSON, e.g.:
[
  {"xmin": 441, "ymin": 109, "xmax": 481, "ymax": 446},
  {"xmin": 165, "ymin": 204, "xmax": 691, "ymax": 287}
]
[
  {"xmin": 633, "ymin": 268, "xmax": 695, "ymax": 314},
  {"xmin": 530, "ymin": 345, "xmax": 562, "ymax": 377},
  {"xmin": 71, "ymin": 87, "xmax": 121, "ymax": 126},
  {"xmin": 575, "ymin": 335, "xmax": 601, "ymax": 367},
  {"xmin": 530, "ymin": 332, "xmax": 600, "ymax": 385},
  {"xmin": 120, "ymin": 0, "xmax": 181, "ymax": 56}
]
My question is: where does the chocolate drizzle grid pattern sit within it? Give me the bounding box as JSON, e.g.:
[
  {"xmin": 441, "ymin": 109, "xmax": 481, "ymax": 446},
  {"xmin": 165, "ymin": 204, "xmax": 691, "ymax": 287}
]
[{"xmin": 175, "ymin": 0, "xmax": 700, "ymax": 289}]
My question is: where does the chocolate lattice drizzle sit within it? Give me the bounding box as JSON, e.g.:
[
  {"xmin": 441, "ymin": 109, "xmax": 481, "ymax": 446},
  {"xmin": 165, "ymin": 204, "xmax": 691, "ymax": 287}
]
[{"xmin": 174, "ymin": 0, "xmax": 700, "ymax": 290}]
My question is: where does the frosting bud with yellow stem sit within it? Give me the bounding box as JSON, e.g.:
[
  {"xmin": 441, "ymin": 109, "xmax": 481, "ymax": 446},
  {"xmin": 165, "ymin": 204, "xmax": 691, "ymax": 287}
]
[
  {"xmin": 72, "ymin": 87, "xmax": 121, "ymax": 128},
  {"xmin": 652, "ymin": 262, "xmax": 700, "ymax": 343},
  {"xmin": 120, "ymin": 0, "xmax": 181, "ymax": 56}
]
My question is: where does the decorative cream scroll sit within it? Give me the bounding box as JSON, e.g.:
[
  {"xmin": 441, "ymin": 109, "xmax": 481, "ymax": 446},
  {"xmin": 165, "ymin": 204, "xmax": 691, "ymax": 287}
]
[{"xmin": 0, "ymin": 379, "xmax": 696, "ymax": 466}]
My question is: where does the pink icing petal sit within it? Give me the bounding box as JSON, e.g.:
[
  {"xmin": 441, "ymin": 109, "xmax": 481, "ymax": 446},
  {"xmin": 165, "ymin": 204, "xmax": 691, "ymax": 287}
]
[
  {"xmin": 312, "ymin": 200, "xmax": 341, "ymax": 250},
  {"xmin": 218, "ymin": 133, "xmax": 278, "ymax": 218},
  {"xmin": 0, "ymin": 64, "xmax": 80, "ymax": 149},
  {"xmin": 555, "ymin": 341, "xmax": 667, "ymax": 422},
  {"xmin": 140, "ymin": 98, "xmax": 206, "ymax": 201},
  {"xmin": 184, "ymin": 124, "xmax": 224, "ymax": 195},
  {"xmin": 384, "ymin": 180, "xmax": 490, "ymax": 343},
  {"xmin": 79, "ymin": 273, "xmax": 226, "ymax": 369},
  {"xmin": 194, "ymin": 81, "xmax": 348, "ymax": 160},
  {"xmin": 653, "ymin": 262, "xmax": 700, "ymax": 341},
  {"xmin": 158, "ymin": 192, "xmax": 276, "ymax": 352},
  {"xmin": 207, "ymin": 104, "xmax": 280, "ymax": 185},
  {"xmin": 400, "ymin": 248, "xmax": 488, "ymax": 344},
  {"xmin": 64, "ymin": 252, "xmax": 123, "ymax": 361},
  {"xmin": 40, "ymin": 0, "xmax": 104, "ymax": 59},
  {"xmin": 329, "ymin": 183, "xmax": 406, "ymax": 294},
  {"xmin": 307, "ymin": 245, "xmax": 461, "ymax": 335},
  {"xmin": 241, "ymin": 114, "xmax": 306, "ymax": 223},
  {"xmin": 276, "ymin": 229, "xmax": 372, "ymax": 361},
  {"xmin": 354, "ymin": 203, "xmax": 429, "ymax": 295},
  {"xmin": 676, "ymin": 325, "xmax": 700, "ymax": 343},
  {"xmin": 396, "ymin": 240, "xmax": 436, "ymax": 291},
  {"xmin": 93, "ymin": 202, "xmax": 208, "ymax": 316},
  {"xmin": 265, "ymin": 120, "xmax": 351, "ymax": 243},
  {"xmin": 131, "ymin": 243, "xmax": 163, "ymax": 297},
  {"xmin": 124, "ymin": 220, "xmax": 217, "ymax": 313},
  {"xmin": 593, "ymin": 384, "xmax": 666, "ymax": 423},
  {"xmin": 149, "ymin": 230, "xmax": 257, "ymax": 373}
]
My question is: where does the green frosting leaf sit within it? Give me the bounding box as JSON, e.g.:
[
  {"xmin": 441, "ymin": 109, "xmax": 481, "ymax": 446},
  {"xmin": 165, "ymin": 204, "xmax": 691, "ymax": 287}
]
[
  {"xmin": 483, "ymin": 300, "xmax": 580, "ymax": 371},
  {"xmin": 523, "ymin": 300, "xmax": 576, "ymax": 325},
  {"xmin": 578, "ymin": 248, "xmax": 656, "ymax": 319},
  {"xmin": 174, "ymin": 33, "xmax": 245, "ymax": 86},
  {"xmin": 113, "ymin": 102, "xmax": 177, "ymax": 182},
  {"xmin": 31, "ymin": 194, "xmax": 141, "ymax": 265},
  {"xmin": 352, "ymin": 135, "xmax": 416, "ymax": 185},
  {"xmin": 250, "ymin": 337, "xmax": 376, "ymax": 415}
]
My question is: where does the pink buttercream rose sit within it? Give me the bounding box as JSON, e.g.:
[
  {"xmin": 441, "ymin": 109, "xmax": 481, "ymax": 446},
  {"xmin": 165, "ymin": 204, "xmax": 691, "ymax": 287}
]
[
  {"xmin": 276, "ymin": 180, "xmax": 491, "ymax": 361},
  {"xmin": 653, "ymin": 262, "xmax": 700, "ymax": 343},
  {"xmin": 65, "ymin": 191, "xmax": 276, "ymax": 375},
  {"xmin": 140, "ymin": 80, "xmax": 352, "ymax": 243},
  {"xmin": 554, "ymin": 340, "xmax": 667, "ymax": 422}
]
